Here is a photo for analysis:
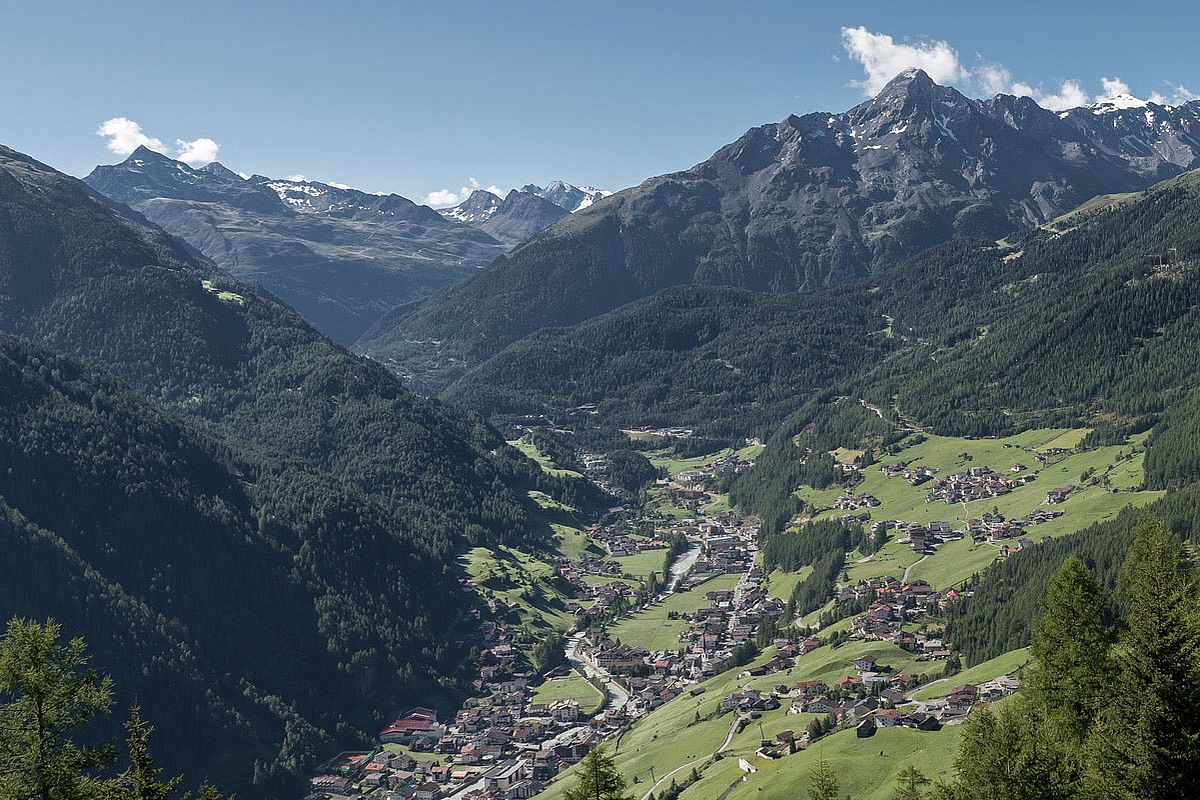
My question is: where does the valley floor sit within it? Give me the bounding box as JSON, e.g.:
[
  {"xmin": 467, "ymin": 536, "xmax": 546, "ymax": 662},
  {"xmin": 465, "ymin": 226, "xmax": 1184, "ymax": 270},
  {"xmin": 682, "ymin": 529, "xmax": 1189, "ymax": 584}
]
[{"xmin": 307, "ymin": 426, "xmax": 1136, "ymax": 800}]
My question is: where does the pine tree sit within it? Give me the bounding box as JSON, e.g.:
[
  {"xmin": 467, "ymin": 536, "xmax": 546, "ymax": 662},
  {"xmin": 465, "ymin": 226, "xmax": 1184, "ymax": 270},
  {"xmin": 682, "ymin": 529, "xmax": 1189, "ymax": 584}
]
[
  {"xmin": 0, "ymin": 618, "xmax": 117, "ymax": 800},
  {"xmin": 121, "ymin": 706, "xmax": 183, "ymax": 800},
  {"xmin": 1025, "ymin": 555, "xmax": 1114, "ymax": 739},
  {"xmin": 563, "ymin": 747, "xmax": 634, "ymax": 800},
  {"xmin": 950, "ymin": 702, "xmax": 1068, "ymax": 800},
  {"xmin": 805, "ymin": 752, "xmax": 841, "ymax": 800},
  {"xmin": 1086, "ymin": 520, "xmax": 1200, "ymax": 799},
  {"xmin": 892, "ymin": 765, "xmax": 931, "ymax": 800}
]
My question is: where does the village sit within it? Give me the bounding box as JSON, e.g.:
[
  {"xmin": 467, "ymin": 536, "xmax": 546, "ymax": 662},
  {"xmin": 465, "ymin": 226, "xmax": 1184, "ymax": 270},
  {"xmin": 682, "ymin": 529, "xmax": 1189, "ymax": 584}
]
[
  {"xmin": 827, "ymin": 457, "xmax": 1080, "ymax": 567},
  {"xmin": 302, "ymin": 443, "xmax": 1020, "ymax": 800}
]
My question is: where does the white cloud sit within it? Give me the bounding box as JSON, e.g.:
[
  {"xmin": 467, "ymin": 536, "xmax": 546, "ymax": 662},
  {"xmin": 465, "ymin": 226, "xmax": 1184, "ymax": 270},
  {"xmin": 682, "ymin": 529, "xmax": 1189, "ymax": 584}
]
[
  {"xmin": 96, "ymin": 117, "xmax": 165, "ymax": 156},
  {"xmin": 975, "ymin": 64, "xmax": 1016, "ymax": 97},
  {"xmin": 1099, "ymin": 77, "xmax": 1132, "ymax": 98},
  {"xmin": 421, "ymin": 177, "xmax": 506, "ymax": 208},
  {"xmin": 423, "ymin": 189, "xmax": 464, "ymax": 207},
  {"xmin": 327, "ymin": 181, "xmax": 353, "ymax": 190},
  {"xmin": 970, "ymin": 63, "xmax": 1089, "ymax": 110},
  {"xmin": 1026, "ymin": 80, "xmax": 1090, "ymax": 111},
  {"xmin": 175, "ymin": 137, "xmax": 220, "ymax": 166},
  {"xmin": 840, "ymin": 27, "xmax": 1193, "ymax": 113},
  {"xmin": 1148, "ymin": 83, "xmax": 1198, "ymax": 106},
  {"xmin": 283, "ymin": 174, "xmax": 308, "ymax": 182},
  {"xmin": 97, "ymin": 117, "xmax": 224, "ymax": 165},
  {"xmin": 840, "ymin": 26, "xmax": 967, "ymax": 95}
]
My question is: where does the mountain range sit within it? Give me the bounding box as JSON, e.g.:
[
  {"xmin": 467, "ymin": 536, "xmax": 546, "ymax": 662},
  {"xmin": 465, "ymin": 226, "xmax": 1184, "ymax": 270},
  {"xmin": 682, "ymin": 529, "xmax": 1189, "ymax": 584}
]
[
  {"xmin": 361, "ymin": 69, "xmax": 1200, "ymax": 392},
  {"xmin": 83, "ymin": 147, "xmax": 505, "ymax": 344},
  {"xmin": 438, "ymin": 181, "xmax": 613, "ymax": 245},
  {"xmin": 84, "ymin": 152, "xmax": 610, "ymax": 345},
  {"xmin": 439, "ymin": 188, "xmax": 569, "ymax": 245}
]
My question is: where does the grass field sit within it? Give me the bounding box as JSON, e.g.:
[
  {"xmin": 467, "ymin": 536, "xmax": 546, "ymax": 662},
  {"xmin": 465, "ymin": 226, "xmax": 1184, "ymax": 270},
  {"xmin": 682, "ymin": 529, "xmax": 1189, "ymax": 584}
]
[
  {"xmin": 606, "ymin": 573, "xmax": 741, "ymax": 652},
  {"xmin": 743, "ymin": 638, "xmax": 932, "ymax": 694},
  {"xmin": 803, "ymin": 429, "xmax": 1161, "ymax": 589},
  {"xmin": 381, "ymin": 743, "xmax": 444, "ymax": 763},
  {"xmin": 540, "ymin": 639, "xmax": 964, "ymax": 800},
  {"xmin": 678, "ymin": 725, "xmax": 964, "ymax": 800},
  {"xmin": 613, "ymin": 548, "xmax": 670, "ymax": 582},
  {"xmin": 765, "ymin": 568, "xmax": 811, "ymax": 602},
  {"xmin": 460, "ymin": 545, "xmax": 576, "ymax": 631},
  {"xmin": 646, "ymin": 443, "xmax": 764, "ymax": 480},
  {"xmin": 909, "ymin": 648, "xmax": 1030, "ymax": 701},
  {"xmin": 508, "ymin": 439, "xmax": 584, "ymax": 478},
  {"xmin": 532, "ymin": 670, "xmax": 605, "ymax": 715}
]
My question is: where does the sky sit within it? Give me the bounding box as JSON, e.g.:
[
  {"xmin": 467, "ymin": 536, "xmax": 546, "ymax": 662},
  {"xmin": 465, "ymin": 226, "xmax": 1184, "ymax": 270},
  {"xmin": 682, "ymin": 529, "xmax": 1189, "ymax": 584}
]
[{"xmin": 2, "ymin": 0, "xmax": 1198, "ymax": 206}]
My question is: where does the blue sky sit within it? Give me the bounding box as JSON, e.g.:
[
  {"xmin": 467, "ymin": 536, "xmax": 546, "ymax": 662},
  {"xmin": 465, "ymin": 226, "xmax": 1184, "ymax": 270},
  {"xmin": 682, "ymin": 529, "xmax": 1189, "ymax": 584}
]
[{"xmin": 2, "ymin": 0, "xmax": 1198, "ymax": 205}]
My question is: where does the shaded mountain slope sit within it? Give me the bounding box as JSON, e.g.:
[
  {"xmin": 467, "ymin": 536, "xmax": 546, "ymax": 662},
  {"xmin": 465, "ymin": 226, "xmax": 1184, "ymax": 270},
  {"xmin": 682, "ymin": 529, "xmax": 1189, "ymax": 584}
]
[{"xmin": 363, "ymin": 70, "xmax": 1200, "ymax": 392}]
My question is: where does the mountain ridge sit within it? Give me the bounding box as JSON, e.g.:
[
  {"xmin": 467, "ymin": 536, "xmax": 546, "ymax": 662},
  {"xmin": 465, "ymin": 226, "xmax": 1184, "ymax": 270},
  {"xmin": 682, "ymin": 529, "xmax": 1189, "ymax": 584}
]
[
  {"xmin": 360, "ymin": 69, "xmax": 1200, "ymax": 392},
  {"xmin": 84, "ymin": 147, "xmax": 506, "ymax": 344}
]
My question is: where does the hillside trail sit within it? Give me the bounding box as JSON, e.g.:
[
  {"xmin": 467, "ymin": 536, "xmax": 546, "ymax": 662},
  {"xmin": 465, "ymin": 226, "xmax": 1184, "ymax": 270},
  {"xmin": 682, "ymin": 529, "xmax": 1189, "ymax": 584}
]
[
  {"xmin": 640, "ymin": 713, "xmax": 747, "ymax": 800},
  {"xmin": 903, "ymin": 554, "xmax": 929, "ymax": 582}
]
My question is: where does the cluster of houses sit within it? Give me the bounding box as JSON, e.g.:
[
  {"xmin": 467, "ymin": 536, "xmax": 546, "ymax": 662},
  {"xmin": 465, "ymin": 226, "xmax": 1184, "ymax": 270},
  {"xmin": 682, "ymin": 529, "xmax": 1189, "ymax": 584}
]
[
  {"xmin": 834, "ymin": 575, "xmax": 962, "ymax": 655},
  {"xmin": 881, "ymin": 463, "xmax": 939, "ymax": 485},
  {"xmin": 833, "ymin": 493, "xmax": 881, "ymax": 511},
  {"xmin": 619, "ymin": 426, "xmax": 695, "ymax": 439},
  {"xmin": 715, "ymin": 653, "xmax": 1020, "ymax": 755},
  {"xmin": 660, "ymin": 453, "xmax": 756, "ymax": 510},
  {"xmin": 576, "ymin": 452, "xmax": 614, "ymax": 491},
  {"xmin": 307, "ymin": 667, "xmax": 619, "ymax": 800},
  {"xmin": 961, "ymin": 511, "xmax": 1064, "ymax": 557},
  {"xmin": 579, "ymin": 521, "xmax": 781, "ymax": 688},
  {"xmin": 864, "ymin": 507, "xmax": 1065, "ymax": 560},
  {"xmin": 923, "ymin": 465, "xmax": 1037, "ymax": 505}
]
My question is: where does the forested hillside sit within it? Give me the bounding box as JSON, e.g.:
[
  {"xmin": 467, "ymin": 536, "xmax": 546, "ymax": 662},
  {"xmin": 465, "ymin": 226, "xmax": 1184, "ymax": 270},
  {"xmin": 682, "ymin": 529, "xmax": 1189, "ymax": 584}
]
[
  {"xmin": 0, "ymin": 144, "xmax": 595, "ymax": 796},
  {"xmin": 727, "ymin": 170, "xmax": 1200, "ymax": 526},
  {"xmin": 444, "ymin": 285, "xmax": 896, "ymax": 437},
  {"xmin": 0, "ymin": 335, "xmax": 470, "ymax": 795}
]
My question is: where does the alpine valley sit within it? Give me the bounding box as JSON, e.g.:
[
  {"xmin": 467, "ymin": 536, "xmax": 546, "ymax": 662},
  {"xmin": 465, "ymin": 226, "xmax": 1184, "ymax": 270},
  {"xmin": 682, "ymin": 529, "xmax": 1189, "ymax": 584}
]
[{"xmin": 4, "ymin": 46, "xmax": 1200, "ymax": 800}]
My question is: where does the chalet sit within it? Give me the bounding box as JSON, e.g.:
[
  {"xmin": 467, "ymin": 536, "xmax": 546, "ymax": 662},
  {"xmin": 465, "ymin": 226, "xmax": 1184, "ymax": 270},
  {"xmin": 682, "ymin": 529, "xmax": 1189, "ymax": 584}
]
[
  {"xmin": 874, "ymin": 709, "xmax": 902, "ymax": 727},
  {"xmin": 898, "ymin": 712, "xmax": 941, "ymax": 731},
  {"xmin": 550, "ymin": 700, "xmax": 580, "ymax": 723},
  {"xmin": 1045, "ymin": 487, "xmax": 1073, "ymax": 504},
  {"xmin": 852, "ymin": 655, "xmax": 878, "ymax": 671},
  {"xmin": 413, "ymin": 783, "xmax": 440, "ymax": 800},
  {"xmin": 804, "ymin": 698, "xmax": 836, "ymax": 714},
  {"xmin": 946, "ymin": 685, "xmax": 978, "ymax": 714}
]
